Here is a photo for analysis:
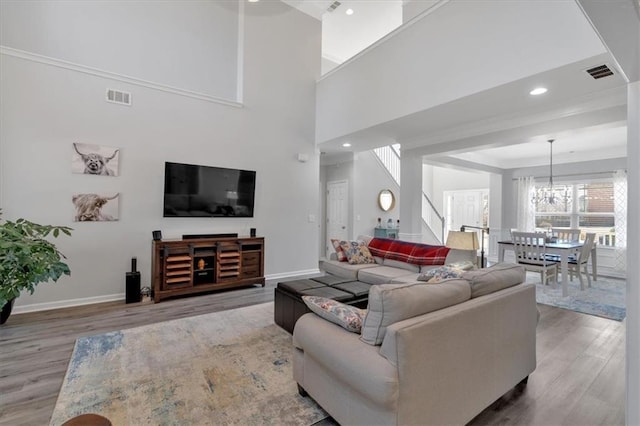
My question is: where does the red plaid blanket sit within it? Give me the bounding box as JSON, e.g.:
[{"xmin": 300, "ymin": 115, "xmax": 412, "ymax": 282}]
[{"xmin": 368, "ymin": 238, "xmax": 450, "ymax": 266}]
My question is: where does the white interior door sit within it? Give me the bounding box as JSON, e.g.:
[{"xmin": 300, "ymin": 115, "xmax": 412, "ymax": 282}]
[
  {"xmin": 326, "ymin": 180, "xmax": 349, "ymax": 257},
  {"xmin": 444, "ymin": 190, "xmax": 487, "ymax": 237}
]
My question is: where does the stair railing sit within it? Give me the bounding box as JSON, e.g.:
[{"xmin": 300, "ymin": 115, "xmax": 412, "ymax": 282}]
[
  {"xmin": 373, "ymin": 144, "xmax": 401, "ymax": 185},
  {"xmin": 373, "ymin": 144, "xmax": 445, "ymax": 244},
  {"xmin": 423, "ymin": 192, "xmax": 445, "ymax": 243}
]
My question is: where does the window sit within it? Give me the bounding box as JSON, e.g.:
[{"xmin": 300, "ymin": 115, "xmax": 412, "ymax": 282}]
[
  {"xmin": 534, "ymin": 181, "xmax": 616, "ymax": 246},
  {"xmin": 577, "ymin": 182, "xmax": 615, "ymax": 246}
]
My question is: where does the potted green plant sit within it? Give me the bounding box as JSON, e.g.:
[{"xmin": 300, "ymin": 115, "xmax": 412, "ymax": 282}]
[{"xmin": 0, "ymin": 211, "xmax": 72, "ymax": 324}]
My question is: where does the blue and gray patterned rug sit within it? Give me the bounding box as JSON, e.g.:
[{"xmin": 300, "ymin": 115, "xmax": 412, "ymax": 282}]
[
  {"xmin": 528, "ymin": 272, "xmax": 626, "ymax": 321},
  {"xmin": 50, "ymin": 302, "xmax": 328, "ymax": 426}
]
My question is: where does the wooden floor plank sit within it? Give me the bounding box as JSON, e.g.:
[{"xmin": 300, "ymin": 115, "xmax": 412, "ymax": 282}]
[{"xmin": 0, "ymin": 282, "xmax": 625, "ymax": 426}]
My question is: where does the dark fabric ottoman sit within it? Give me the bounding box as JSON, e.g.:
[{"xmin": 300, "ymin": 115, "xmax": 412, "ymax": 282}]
[{"xmin": 274, "ymin": 276, "xmax": 371, "ymax": 334}]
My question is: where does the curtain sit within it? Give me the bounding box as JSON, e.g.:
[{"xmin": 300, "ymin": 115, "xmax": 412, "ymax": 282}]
[
  {"xmin": 516, "ymin": 176, "xmax": 536, "ymax": 232},
  {"xmin": 613, "ymin": 169, "xmax": 627, "ymax": 272}
]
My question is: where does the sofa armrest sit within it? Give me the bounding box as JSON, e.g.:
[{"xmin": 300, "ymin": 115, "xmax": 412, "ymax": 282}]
[
  {"xmin": 381, "ymin": 283, "xmax": 537, "ymax": 425},
  {"xmin": 293, "ymin": 313, "xmax": 398, "ymax": 407}
]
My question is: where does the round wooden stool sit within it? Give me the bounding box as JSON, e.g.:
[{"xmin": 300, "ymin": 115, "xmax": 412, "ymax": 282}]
[{"xmin": 61, "ymin": 413, "xmax": 112, "ymax": 426}]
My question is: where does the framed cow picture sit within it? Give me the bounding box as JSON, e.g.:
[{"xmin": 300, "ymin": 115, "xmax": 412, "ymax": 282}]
[
  {"xmin": 72, "ymin": 193, "xmax": 120, "ymax": 222},
  {"xmin": 72, "ymin": 143, "xmax": 120, "ymax": 177}
]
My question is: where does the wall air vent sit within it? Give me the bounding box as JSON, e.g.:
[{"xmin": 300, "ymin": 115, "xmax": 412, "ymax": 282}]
[
  {"xmin": 585, "ymin": 64, "xmax": 614, "ymax": 80},
  {"xmin": 327, "ymin": 1, "xmax": 341, "ymax": 12},
  {"xmin": 106, "ymin": 89, "xmax": 132, "ymax": 106}
]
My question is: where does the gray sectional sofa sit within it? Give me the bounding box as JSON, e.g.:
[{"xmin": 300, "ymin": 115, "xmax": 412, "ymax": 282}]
[
  {"xmin": 294, "ymin": 251, "xmax": 538, "ymax": 425},
  {"xmin": 321, "ymin": 244, "xmax": 477, "ymax": 285}
]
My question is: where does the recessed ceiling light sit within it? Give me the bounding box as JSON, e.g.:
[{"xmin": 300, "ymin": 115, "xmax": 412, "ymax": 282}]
[
  {"xmin": 345, "ymin": 8, "xmax": 354, "ymax": 15},
  {"xmin": 342, "ymin": 142, "xmax": 352, "ymax": 148},
  {"xmin": 248, "ymin": 0, "xmax": 259, "ymax": 2},
  {"xmin": 529, "ymin": 87, "xmax": 548, "ymax": 96}
]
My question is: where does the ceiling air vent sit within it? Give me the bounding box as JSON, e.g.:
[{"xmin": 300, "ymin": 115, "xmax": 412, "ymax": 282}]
[
  {"xmin": 585, "ymin": 64, "xmax": 614, "ymax": 80},
  {"xmin": 106, "ymin": 89, "xmax": 132, "ymax": 106},
  {"xmin": 327, "ymin": 1, "xmax": 341, "ymax": 12}
]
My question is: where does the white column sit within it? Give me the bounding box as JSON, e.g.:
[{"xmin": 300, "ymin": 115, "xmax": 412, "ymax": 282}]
[
  {"xmin": 487, "ymin": 172, "xmax": 503, "ymax": 259},
  {"xmin": 627, "ymin": 80, "xmax": 640, "ymax": 426},
  {"xmin": 399, "ymin": 153, "xmax": 423, "ymax": 242}
]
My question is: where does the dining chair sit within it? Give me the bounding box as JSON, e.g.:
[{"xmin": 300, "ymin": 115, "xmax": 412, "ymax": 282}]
[
  {"xmin": 551, "ymin": 228, "xmax": 581, "ymax": 242},
  {"xmin": 568, "ymin": 232, "xmax": 597, "ymax": 290},
  {"xmin": 511, "ymin": 231, "xmax": 559, "ymax": 287}
]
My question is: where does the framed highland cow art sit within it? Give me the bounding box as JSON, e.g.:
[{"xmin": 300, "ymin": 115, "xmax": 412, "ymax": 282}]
[
  {"xmin": 72, "ymin": 143, "xmax": 120, "ymax": 176},
  {"xmin": 72, "ymin": 193, "xmax": 120, "ymax": 222}
]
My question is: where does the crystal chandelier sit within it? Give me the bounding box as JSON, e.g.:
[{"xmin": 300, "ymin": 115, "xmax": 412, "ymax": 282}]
[{"xmin": 533, "ymin": 139, "xmax": 571, "ymax": 206}]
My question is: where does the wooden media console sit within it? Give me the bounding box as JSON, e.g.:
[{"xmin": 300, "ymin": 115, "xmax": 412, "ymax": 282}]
[{"xmin": 151, "ymin": 236, "xmax": 265, "ymax": 302}]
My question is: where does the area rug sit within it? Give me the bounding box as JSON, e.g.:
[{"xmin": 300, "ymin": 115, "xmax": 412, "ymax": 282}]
[
  {"xmin": 50, "ymin": 302, "xmax": 328, "ymax": 426},
  {"xmin": 528, "ymin": 272, "xmax": 626, "ymax": 321}
]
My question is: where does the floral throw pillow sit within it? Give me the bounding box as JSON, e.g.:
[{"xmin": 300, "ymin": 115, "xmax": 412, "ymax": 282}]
[
  {"xmin": 417, "ymin": 266, "xmax": 464, "ymax": 283},
  {"xmin": 447, "ymin": 260, "xmax": 476, "ymax": 271},
  {"xmin": 338, "ymin": 240, "xmax": 376, "ymax": 265},
  {"xmin": 302, "ymin": 296, "xmax": 366, "ymax": 333},
  {"xmin": 331, "ymin": 238, "xmax": 348, "ymax": 262}
]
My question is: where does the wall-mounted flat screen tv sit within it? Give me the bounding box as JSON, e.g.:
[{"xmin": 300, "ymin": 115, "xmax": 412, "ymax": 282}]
[{"xmin": 163, "ymin": 162, "xmax": 256, "ymax": 218}]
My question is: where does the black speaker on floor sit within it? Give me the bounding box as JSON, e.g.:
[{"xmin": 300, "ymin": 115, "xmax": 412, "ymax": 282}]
[{"xmin": 126, "ymin": 257, "xmax": 141, "ymax": 304}]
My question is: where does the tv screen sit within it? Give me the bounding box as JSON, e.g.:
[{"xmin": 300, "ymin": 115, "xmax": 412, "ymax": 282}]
[{"xmin": 163, "ymin": 162, "xmax": 256, "ymax": 218}]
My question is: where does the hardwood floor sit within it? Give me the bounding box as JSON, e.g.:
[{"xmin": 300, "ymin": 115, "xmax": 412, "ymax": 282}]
[{"xmin": 0, "ymin": 283, "xmax": 625, "ymax": 426}]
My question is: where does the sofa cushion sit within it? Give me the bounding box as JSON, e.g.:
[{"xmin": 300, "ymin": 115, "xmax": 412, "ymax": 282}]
[
  {"xmin": 331, "ymin": 239, "xmax": 348, "ymax": 262},
  {"xmin": 462, "ymin": 263, "xmax": 526, "ymax": 298},
  {"xmin": 339, "ymin": 240, "xmax": 376, "ymax": 265},
  {"xmin": 302, "ymin": 296, "xmax": 366, "ymax": 333},
  {"xmin": 368, "ymin": 238, "xmax": 450, "ymax": 266},
  {"xmin": 320, "ymin": 259, "xmax": 378, "ymax": 281},
  {"xmin": 388, "ymin": 274, "xmax": 421, "ymax": 284},
  {"xmin": 381, "ymin": 258, "xmax": 420, "ymax": 273},
  {"xmin": 360, "ymin": 279, "xmax": 471, "ymax": 345},
  {"xmin": 417, "ymin": 266, "xmax": 465, "ymax": 283},
  {"xmin": 358, "ymin": 266, "xmax": 417, "ymax": 285}
]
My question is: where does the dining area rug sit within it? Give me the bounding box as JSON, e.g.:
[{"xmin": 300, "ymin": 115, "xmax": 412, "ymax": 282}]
[
  {"xmin": 50, "ymin": 302, "xmax": 328, "ymax": 426},
  {"xmin": 528, "ymin": 272, "xmax": 626, "ymax": 321}
]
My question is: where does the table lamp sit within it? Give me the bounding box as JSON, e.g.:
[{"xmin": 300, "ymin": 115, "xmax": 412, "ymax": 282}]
[
  {"xmin": 459, "ymin": 225, "xmax": 490, "ymax": 268},
  {"xmin": 446, "ymin": 230, "xmax": 480, "ymax": 267}
]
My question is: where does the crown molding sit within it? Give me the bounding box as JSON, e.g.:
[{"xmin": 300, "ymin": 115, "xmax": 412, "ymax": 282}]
[{"xmin": 0, "ymin": 46, "xmax": 243, "ymax": 108}]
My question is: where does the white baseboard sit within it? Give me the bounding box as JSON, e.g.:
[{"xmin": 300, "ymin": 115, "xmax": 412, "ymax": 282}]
[
  {"xmin": 12, "ymin": 293, "xmax": 125, "ymax": 314},
  {"xmin": 266, "ymin": 269, "xmax": 322, "ymax": 282},
  {"xmin": 12, "ymin": 269, "xmax": 323, "ymax": 314}
]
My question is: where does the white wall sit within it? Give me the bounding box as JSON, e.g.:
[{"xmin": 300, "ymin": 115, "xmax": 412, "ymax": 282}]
[
  {"xmin": 421, "ymin": 164, "xmax": 492, "ymax": 243},
  {"xmin": 322, "ymin": 0, "xmax": 402, "ymax": 65},
  {"xmin": 322, "ymin": 156, "xmax": 354, "ymax": 253},
  {"xmin": 402, "ymin": 0, "xmax": 441, "ymax": 23},
  {"xmin": 316, "ymin": 0, "xmax": 606, "ymax": 144},
  {"xmin": 321, "ymin": 150, "xmax": 398, "ymax": 251},
  {"xmin": 0, "ymin": 0, "xmax": 240, "ymax": 101},
  {"xmin": 425, "ymin": 165, "xmax": 491, "ymax": 217},
  {"xmin": 0, "ymin": 1, "xmax": 321, "ymax": 311},
  {"xmin": 353, "ymin": 151, "xmax": 400, "ymax": 238}
]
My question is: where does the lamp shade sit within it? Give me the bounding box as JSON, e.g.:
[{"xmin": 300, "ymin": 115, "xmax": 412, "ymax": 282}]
[{"xmin": 446, "ymin": 231, "xmax": 479, "ymax": 250}]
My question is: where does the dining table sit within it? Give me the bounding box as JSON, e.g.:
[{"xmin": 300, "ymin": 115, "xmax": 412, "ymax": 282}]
[{"xmin": 497, "ymin": 240, "xmax": 597, "ymax": 297}]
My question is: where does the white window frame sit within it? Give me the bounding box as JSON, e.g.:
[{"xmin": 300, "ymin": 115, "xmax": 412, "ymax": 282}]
[{"xmin": 534, "ymin": 178, "xmax": 616, "ymax": 246}]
